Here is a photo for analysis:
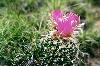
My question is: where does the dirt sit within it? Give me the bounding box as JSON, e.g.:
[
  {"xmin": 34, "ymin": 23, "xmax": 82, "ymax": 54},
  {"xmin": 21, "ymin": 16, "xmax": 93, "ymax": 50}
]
[{"xmin": 89, "ymin": 58, "xmax": 100, "ymax": 66}]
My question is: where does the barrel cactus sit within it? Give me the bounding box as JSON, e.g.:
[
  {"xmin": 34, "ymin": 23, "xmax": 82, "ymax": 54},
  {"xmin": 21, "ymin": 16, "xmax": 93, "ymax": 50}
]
[{"xmin": 28, "ymin": 10, "xmax": 87, "ymax": 66}]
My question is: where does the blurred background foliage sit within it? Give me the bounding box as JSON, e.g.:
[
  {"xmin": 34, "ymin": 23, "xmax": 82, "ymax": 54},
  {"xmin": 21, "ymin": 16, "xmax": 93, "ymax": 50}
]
[{"xmin": 0, "ymin": 0, "xmax": 100, "ymax": 66}]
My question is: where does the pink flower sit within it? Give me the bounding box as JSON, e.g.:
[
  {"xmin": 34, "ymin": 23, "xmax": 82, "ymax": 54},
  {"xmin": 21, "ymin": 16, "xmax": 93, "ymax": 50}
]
[{"xmin": 51, "ymin": 10, "xmax": 80, "ymax": 37}]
